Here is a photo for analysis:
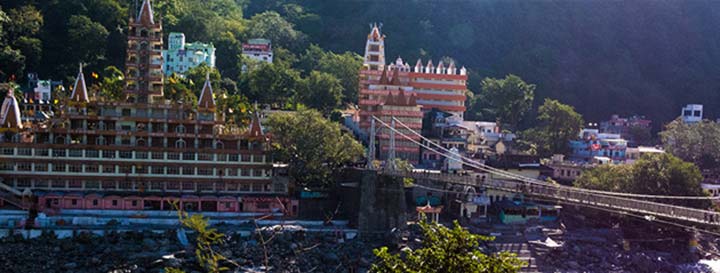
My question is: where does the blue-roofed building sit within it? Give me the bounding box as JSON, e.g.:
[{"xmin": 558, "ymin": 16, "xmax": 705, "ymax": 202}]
[{"xmin": 161, "ymin": 32, "xmax": 216, "ymax": 76}]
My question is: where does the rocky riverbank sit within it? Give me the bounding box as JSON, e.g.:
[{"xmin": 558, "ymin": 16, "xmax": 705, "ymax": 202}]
[
  {"xmin": 0, "ymin": 227, "xmax": 382, "ymax": 273},
  {"xmin": 0, "ymin": 208, "xmax": 718, "ymax": 273}
]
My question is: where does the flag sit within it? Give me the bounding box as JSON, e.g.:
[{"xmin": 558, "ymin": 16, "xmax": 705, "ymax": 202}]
[{"xmin": 591, "ymin": 143, "xmax": 601, "ymax": 151}]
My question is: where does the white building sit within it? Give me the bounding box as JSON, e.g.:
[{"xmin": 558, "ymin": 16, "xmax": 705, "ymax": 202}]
[
  {"xmin": 162, "ymin": 32, "xmax": 216, "ymax": 76},
  {"xmin": 242, "ymin": 39, "xmax": 273, "ymax": 63},
  {"xmin": 681, "ymin": 104, "xmax": 703, "ymax": 123}
]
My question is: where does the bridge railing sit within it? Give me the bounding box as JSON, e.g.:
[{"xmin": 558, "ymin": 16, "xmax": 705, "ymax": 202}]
[{"xmin": 382, "ymin": 170, "xmax": 720, "ymax": 226}]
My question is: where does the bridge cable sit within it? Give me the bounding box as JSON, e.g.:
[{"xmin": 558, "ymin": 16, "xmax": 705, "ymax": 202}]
[{"xmin": 383, "ymin": 116, "xmax": 720, "ymax": 201}]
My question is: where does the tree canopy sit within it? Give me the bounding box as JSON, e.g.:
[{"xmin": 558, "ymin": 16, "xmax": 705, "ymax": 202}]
[
  {"xmin": 468, "ymin": 75, "xmax": 535, "ymax": 130},
  {"xmin": 527, "ymin": 99, "xmax": 584, "ymax": 157},
  {"xmin": 575, "ymin": 153, "xmax": 710, "ymax": 208},
  {"xmin": 371, "ymin": 219, "xmax": 524, "ymax": 273},
  {"xmin": 660, "ymin": 119, "xmax": 720, "ymax": 171},
  {"xmin": 265, "ymin": 109, "xmax": 364, "ymax": 187}
]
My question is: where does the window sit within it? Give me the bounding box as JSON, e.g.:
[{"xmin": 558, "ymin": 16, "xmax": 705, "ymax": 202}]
[
  {"xmin": 240, "ymin": 183, "xmax": 250, "ymax": 192},
  {"xmin": 86, "ymin": 181, "xmax": 99, "ymax": 189},
  {"xmin": 103, "ymin": 150, "xmax": 116, "ymax": 158},
  {"xmin": 52, "ymin": 164, "xmax": 66, "ymax": 172},
  {"xmin": 35, "ymin": 149, "xmax": 49, "ymax": 156},
  {"xmin": 229, "ymin": 154, "xmax": 239, "ymax": 162},
  {"xmin": 34, "ymin": 164, "xmax": 48, "ymax": 172},
  {"xmin": 182, "ymin": 167, "xmax": 194, "ymax": 175},
  {"xmin": 71, "ymin": 199, "xmax": 77, "ymax": 206},
  {"xmin": 182, "ymin": 182, "xmax": 194, "ymax": 190},
  {"xmin": 120, "ymin": 151, "xmax": 133, "ymax": 159},
  {"xmin": 167, "ymin": 152, "xmax": 180, "ymax": 160},
  {"xmin": 132, "ymin": 200, "xmax": 138, "ymax": 207},
  {"xmin": 102, "ymin": 165, "xmax": 115, "ymax": 173},
  {"xmin": 85, "ymin": 165, "xmax": 99, "ymax": 173},
  {"xmin": 198, "ymin": 153, "xmax": 212, "ymax": 161},
  {"xmin": 17, "ymin": 162, "xmax": 31, "ymax": 171},
  {"xmin": 86, "ymin": 150, "xmax": 99, "ymax": 158},
  {"xmin": 152, "ymin": 166, "xmax": 165, "ymax": 175},
  {"xmin": 136, "ymin": 151, "xmax": 148, "ymax": 159},
  {"xmin": 17, "ymin": 148, "xmax": 31, "ymax": 156},
  {"xmin": 119, "ymin": 165, "xmax": 132, "ymax": 174},
  {"xmin": 152, "ymin": 152, "xmax": 165, "ymax": 160},
  {"xmin": 241, "ymin": 169, "xmax": 250, "ymax": 177},
  {"xmin": 122, "ymin": 109, "xmax": 131, "ymax": 116},
  {"xmin": 175, "ymin": 139, "xmax": 186, "ymax": 149},
  {"xmin": 69, "ymin": 164, "xmax": 83, "ymax": 173},
  {"xmin": 217, "ymin": 154, "xmax": 227, "ymax": 161},
  {"xmin": 69, "ymin": 149, "xmax": 83, "ymax": 157},
  {"xmin": 112, "ymin": 200, "xmax": 118, "ymax": 206},
  {"xmin": 92, "ymin": 200, "xmax": 99, "ymax": 206},
  {"xmin": 167, "ymin": 166, "xmax": 179, "ymax": 175},
  {"xmin": 175, "ymin": 125, "xmax": 186, "ymax": 134},
  {"xmin": 241, "ymin": 154, "xmax": 251, "ymax": 162},
  {"xmin": 198, "ymin": 168, "xmax": 213, "ymax": 176},
  {"xmin": 694, "ymin": 110, "xmax": 701, "ymax": 117},
  {"xmin": 52, "ymin": 149, "xmax": 66, "ymax": 157},
  {"xmin": 182, "ymin": 152, "xmax": 195, "ymax": 161}
]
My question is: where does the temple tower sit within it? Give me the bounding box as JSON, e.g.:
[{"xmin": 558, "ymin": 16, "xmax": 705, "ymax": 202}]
[
  {"xmin": 125, "ymin": 0, "xmax": 164, "ymax": 103},
  {"xmin": 363, "ymin": 23, "xmax": 385, "ymax": 71}
]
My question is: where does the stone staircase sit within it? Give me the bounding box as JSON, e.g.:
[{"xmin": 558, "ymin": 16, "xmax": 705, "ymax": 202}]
[{"xmin": 487, "ymin": 224, "xmax": 541, "ymax": 273}]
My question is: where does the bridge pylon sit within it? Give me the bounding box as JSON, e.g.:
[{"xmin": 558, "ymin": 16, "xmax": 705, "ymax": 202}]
[{"xmin": 368, "ymin": 118, "xmax": 376, "ymax": 170}]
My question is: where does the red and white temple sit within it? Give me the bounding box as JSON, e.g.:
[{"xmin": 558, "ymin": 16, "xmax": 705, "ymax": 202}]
[{"xmin": 358, "ymin": 24, "xmax": 468, "ymax": 163}]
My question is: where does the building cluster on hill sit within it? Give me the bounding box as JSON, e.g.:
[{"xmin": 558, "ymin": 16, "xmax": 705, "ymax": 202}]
[{"xmin": 0, "ymin": 0, "xmax": 297, "ymax": 218}]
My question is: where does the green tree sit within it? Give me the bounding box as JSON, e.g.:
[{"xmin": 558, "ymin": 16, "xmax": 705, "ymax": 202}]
[
  {"xmin": 371, "ymin": 219, "xmax": 524, "ymax": 273},
  {"xmin": 575, "ymin": 153, "xmax": 710, "ymax": 208},
  {"xmin": 246, "ymin": 63, "xmax": 301, "ymax": 107},
  {"xmin": 298, "ymin": 71, "xmax": 343, "ymax": 114},
  {"xmin": 67, "ymin": 15, "xmax": 109, "ymax": 65},
  {"xmin": 266, "ymin": 109, "xmax": 364, "ymax": 187},
  {"xmin": 93, "ymin": 66, "xmax": 125, "ymax": 101},
  {"xmin": 660, "ymin": 119, "xmax": 720, "ymax": 171},
  {"xmin": 185, "ymin": 63, "xmax": 222, "ymax": 96},
  {"xmin": 297, "ymin": 44, "xmax": 326, "ymax": 74},
  {"xmin": 164, "ymin": 74, "xmax": 197, "ymax": 105},
  {"xmin": 473, "ymin": 75, "xmax": 534, "ymax": 130},
  {"xmin": 246, "ymin": 11, "xmax": 307, "ymax": 51},
  {"xmin": 317, "ymin": 51, "xmax": 362, "ymax": 103},
  {"xmin": 532, "ymin": 99, "xmax": 584, "ymax": 156}
]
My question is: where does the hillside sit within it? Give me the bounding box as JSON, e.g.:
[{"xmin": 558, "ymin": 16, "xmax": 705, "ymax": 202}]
[
  {"xmin": 278, "ymin": 0, "xmax": 720, "ymax": 128},
  {"xmin": 3, "ymin": 0, "xmax": 720, "ymax": 128}
]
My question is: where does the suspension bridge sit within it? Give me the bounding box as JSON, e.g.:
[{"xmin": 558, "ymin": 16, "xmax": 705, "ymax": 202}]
[{"xmin": 366, "ymin": 115, "xmax": 720, "ymax": 232}]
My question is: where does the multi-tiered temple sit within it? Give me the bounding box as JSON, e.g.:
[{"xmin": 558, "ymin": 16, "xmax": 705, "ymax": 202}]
[
  {"xmin": 0, "ymin": 0, "xmax": 295, "ymax": 215},
  {"xmin": 358, "ymin": 24, "xmax": 468, "ymax": 163}
]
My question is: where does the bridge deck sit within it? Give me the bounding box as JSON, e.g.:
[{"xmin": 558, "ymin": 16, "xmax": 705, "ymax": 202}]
[{"xmin": 382, "ymin": 170, "xmax": 720, "ymax": 227}]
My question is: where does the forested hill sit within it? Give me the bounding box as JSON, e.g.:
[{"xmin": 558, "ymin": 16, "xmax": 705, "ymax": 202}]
[
  {"xmin": 269, "ymin": 0, "xmax": 720, "ymax": 127},
  {"xmin": 2, "ymin": 0, "xmax": 720, "ymax": 128}
]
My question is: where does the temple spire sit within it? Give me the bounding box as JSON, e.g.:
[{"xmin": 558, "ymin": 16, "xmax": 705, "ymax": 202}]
[
  {"xmin": 137, "ymin": 0, "xmax": 155, "ymax": 25},
  {"xmin": 0, "ymin": 89, "xmax": 22, "ymax": 129},
  {"xmin": 379, "ymin": 67, "xmax": 389, "ymax": 85},
  {"xmin": 248, "ymin": 105, "xmax": 264, "ymax": 138},
  {"xmin": 71, "ymin": 63, "xmax": 89, "ymax": 103},
  {"xmin": 390, "ymin": 66, "xmax": 401, "ymax": 85},
  {"xmin": 198, "ymin": 72, "xmax": 216, "ymax": 110}
]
